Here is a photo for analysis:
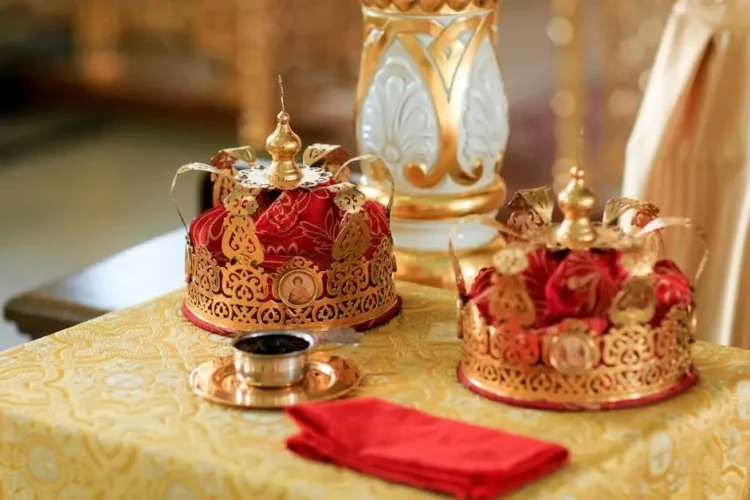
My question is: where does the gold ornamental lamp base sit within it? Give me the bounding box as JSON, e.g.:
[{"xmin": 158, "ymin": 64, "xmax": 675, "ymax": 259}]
[
  {"xmin": 354, "ymin": 0, "xmax": 510, "ymax": 291},
  {"xmin": 394, "ymin": 235, "xmax": 505, "ymax": 290},
  {"xmin": 358, "ymin": 172, "xmax": 507, "ymax": 291}
]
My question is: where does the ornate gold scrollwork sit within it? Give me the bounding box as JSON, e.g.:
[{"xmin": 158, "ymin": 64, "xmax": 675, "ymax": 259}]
[
  {"xmin": 334, "ymin": 186, "xmax": 367, "ymax": 214},
  {"xmin": 210, "ymin": 146, "xmax": 256, "ymax": 207},
  {"xmin": 179, "ymin": 79, "xmax": 400, "ymax": 334},
  {"xmin": 485, "ymin": 245, "xmax": 536, "ymax": 327},
  {"xmin": 221, "ymin": 186, "xmax": 264, "ymax": 264},
  {"xmin": 193, "ymin": 246, "xmax": 221, "ymax": 294},
  {"xmin": 507, "ymin": 187, "xmax": 555, "ymax": 235},
  {"xmin": 184, "ymin": 241, "xmax": 194, "ymax": 284},
  {"xmin": 303, "ymin": 144, "xmax": 350, "ymax": 180},
  {"xmin": 356, "ymin": 11, "xmax": 495, "ymax": 188},
  {"xmin": 460, "ymin": 301, "xmax": 693, "ymax": 405},
  {"xmin": 186, "ymin": 235, "xmax": 397, "ymax": 332},
  {"xmin": 332, "ymin": 213, "xmax": 371, "ymax": 262}
]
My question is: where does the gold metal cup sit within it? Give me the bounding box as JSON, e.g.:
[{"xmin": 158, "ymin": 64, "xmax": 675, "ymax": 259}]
[{"xmin": 232, "ymin": 331, "xmax": 315, "ymax": 388}]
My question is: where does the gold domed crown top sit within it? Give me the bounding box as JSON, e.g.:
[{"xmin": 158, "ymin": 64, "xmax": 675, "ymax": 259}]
[
  {"xmin": 265, "ymin": 76, "xmax": 303, "ymax": 190},
  {"xmin": 360, "ymin": 0, "xmax": 499, "ymax": 15},
  {"xmin": 555, "ymin": 166, "xmax": 597, "ymax": 248}
]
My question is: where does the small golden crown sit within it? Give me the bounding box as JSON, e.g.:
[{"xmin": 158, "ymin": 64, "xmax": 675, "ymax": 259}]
[
  {"xmin": 172, "ymin": 78, "xmax": 401, "ymax": 335},
  {"xmin": 452, "ymin": 166, "xmax": 707, "ymax": 410}
]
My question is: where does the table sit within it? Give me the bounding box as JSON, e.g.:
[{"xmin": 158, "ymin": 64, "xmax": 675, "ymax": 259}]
[
  {"xmin": 3, "ymin": 229, "xmax": 186, "ymax": 339},
  {"xmin": 1, "ymin": 282, "xmax": 749, "ymax": 499}
]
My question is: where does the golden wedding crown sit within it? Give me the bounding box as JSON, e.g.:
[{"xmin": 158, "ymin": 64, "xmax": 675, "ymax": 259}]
[
  {"xmin": 171, "ymin": 79, "xmax": 401, "ymax": 336},
  {"xmin": 451, "ymin": 164, "xmax": 707, "ymax": 410}
]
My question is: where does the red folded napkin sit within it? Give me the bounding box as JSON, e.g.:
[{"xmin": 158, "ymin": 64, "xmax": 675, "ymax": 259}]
[{"xmin": 285, "ymin": 398, "xmax": 569, "ymax": 499}]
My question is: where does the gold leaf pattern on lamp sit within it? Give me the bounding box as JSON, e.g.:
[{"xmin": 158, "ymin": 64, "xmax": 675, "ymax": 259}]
[{"xmin": 357, "ymin": 7, "xmax": 499, "ymax": 189}]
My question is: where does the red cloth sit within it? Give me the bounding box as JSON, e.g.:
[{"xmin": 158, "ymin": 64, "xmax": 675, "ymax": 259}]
[{"xmin": 285, "ymin": 398, "xmax": 569, "ymax": 499}]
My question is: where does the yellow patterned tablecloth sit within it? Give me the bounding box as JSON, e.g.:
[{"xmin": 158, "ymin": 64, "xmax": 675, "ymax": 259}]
[{"xmin": 2, "ymin": 282, "xmax": 750, "ymax": 499}]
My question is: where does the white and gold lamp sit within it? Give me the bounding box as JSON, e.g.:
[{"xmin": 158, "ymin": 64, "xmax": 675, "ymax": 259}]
[{"xmin": 355, "ymin": 0, "xmax": 508, "ymax": 289}]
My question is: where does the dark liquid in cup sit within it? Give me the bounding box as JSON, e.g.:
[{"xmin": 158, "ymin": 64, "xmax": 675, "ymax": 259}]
[{"xmin": 235, "ymin": 334, "xmax": 311, "ymax": 355}]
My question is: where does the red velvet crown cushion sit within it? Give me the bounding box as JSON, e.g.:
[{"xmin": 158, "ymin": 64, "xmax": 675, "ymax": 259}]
[
  {"xmin": 188, "ymin": 180, "xmax": 391, "ymax": 271},
  {"xmin": 468, "ymin": 248, "xmax": 692, "ymax": 333}
]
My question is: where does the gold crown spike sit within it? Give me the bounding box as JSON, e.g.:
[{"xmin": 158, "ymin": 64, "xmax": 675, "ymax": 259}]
[{"xmin": 265, "ymin": 76, "xmax": 303, "ymax": 190}]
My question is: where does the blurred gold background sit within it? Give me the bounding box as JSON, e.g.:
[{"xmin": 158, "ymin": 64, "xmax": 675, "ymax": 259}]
[{"xmin": 0, "ymin": 0, "xmax": 671, "ymax": 349}]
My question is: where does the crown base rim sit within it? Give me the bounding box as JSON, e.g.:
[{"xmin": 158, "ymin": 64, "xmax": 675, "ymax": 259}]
[
  {"xmin": 458, "ymin": 364, "xmax": 698, "ymax": 411},
  {"xmin": 182, "ymin": 295, "xmax": 402, "ymax": 336}
]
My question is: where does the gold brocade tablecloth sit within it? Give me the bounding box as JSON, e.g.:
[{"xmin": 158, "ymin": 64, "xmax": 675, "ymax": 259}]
[{"xmin": 2, "ymin": 283, "xmax": 750, "ymax": 499}]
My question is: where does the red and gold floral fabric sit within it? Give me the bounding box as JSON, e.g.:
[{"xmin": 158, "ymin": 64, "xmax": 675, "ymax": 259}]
[
  {"xmin": 469, "ymin": 248, "xmax": 693, "ymax": 334},
  {"xmin": 189, "ymin": 181, "xmax": 391, "ymax": 271}
]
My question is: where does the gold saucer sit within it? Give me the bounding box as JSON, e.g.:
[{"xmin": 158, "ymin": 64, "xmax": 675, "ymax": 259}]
[{"xmin": 189, "ymin": 351, "xmax": 360, "ymax": 409}]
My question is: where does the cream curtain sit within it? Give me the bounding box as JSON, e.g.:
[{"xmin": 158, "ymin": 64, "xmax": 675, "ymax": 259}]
[{"xmin": 623, "ymin": 0, "xmax": 750, "ymax": 348}]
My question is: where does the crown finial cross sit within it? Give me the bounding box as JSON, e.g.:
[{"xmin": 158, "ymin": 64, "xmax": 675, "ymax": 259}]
[
  {"xmin": 264, "ymin": 75, "xmax": 303, "ymax": 190},
  {"xmin": 278, "ymin": 75, "xmax": 286, "ymax": 114},
  {"xmin": 556, "ymin": 129, "xmax": 597, "ymax": 247}
]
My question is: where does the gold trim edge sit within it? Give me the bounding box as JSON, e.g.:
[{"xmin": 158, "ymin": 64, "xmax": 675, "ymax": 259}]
[
  {"xmin": 184, "ymin": 288, "xmax": 400, "ymax": 333},
  {"xmin": 360, "ymin": 176, "xmax": 506, "ymax": 221},
  {"xmin": 459, "ymin": 365, "xmax": 696, "ymax": 406},
  {"xmin": 394, "ymin": 235, "xmax": 504, "ymax": 289},
  {"xmin": 360, "ymin": 0, "xmax": 499, "ymax": 15},
  {"xmin": 459, "ymin": 303, "xmax": 695, "ymax": 406}
]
